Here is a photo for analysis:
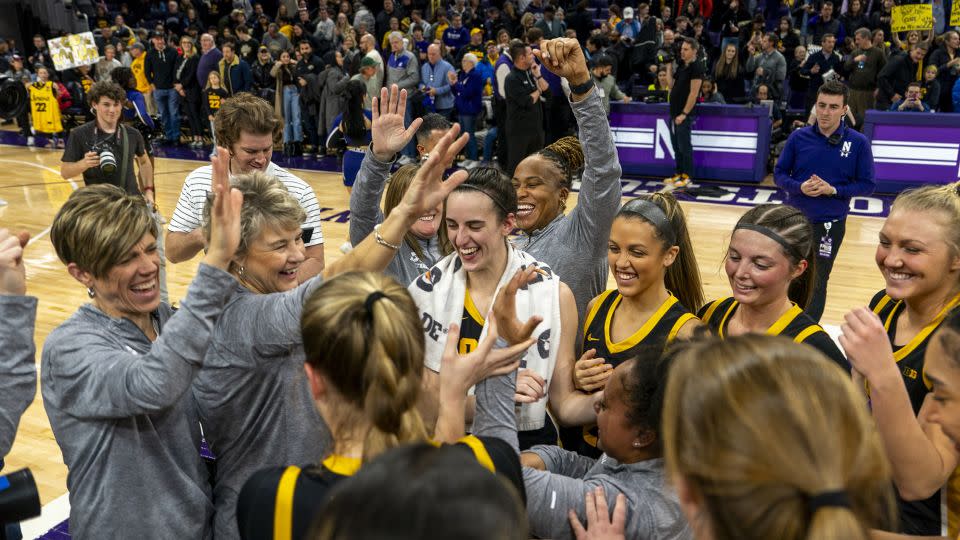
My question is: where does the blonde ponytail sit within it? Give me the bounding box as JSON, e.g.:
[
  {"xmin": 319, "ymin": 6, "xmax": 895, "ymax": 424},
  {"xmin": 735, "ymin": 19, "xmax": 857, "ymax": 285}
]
[{"xmin": 301, "ymin": 272, "xmax": 429, "ymax": 463}]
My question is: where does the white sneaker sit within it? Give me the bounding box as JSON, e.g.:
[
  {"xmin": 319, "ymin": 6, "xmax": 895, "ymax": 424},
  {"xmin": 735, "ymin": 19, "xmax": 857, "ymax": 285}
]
[
  {"xmin": 464, "ymin": 160, "xmax": 481, "ymax": 170},
  {"xmin": 397, "ymin": 155, "xmax": 414, "ymax": 166},
  {"xmin": 339, "ymin": 241, "xmax": 353, "ymax": 254},
  {"xmin": 26, "ymin": 136, "xmax": 35, "ymax": 146}
]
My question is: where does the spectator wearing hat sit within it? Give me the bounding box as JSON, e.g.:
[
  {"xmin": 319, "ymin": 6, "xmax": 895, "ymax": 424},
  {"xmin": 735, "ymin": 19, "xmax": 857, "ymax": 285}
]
[
  {"xmin": 251, "ymin": 46, "xmax": 276, "ymax": 101},
  {"xmin": 350, "ymin": 56, "xmax": 379, "ymax": 110},
  {"xmin": 458, "ymin": 28, "xmax": 486, "ymax": 64},
  {"xmin": 129, "ymin": 42, "xmax": 155, "ymax": 116},
  {"xmin": 443, "ymin": 14, "xmax": 471, "ymax": 56},
  {"xmin": 535, "ymin": 6, "xmax": 564, "ymax": 40},
  {"xmin": 146, "ymin": 32, "xmax": 181, "ymax": 145}
]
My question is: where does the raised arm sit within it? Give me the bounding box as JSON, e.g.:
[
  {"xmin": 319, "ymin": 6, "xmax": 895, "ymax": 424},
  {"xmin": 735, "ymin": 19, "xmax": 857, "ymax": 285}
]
[
  {"xmin": 323, "ymin": 88, "xmax": 468, "ymax": 279},
  {"xmin": 0, "ymin": 230, "xmax": 37, "ymax": 457},
  {"xmin": 534, "ymin": 38, "xmax": 623, "ymax": 245},
  {"xmin": 840, "ymin": 307, "xmax": 960, "ymax": 500},
  {"xmin": 349, "ymin": 85, "xmax": 420, "ymax": 245},
  {"xmin": 44, "ymin": 150, "xmax": 243, "ymax": 419}
]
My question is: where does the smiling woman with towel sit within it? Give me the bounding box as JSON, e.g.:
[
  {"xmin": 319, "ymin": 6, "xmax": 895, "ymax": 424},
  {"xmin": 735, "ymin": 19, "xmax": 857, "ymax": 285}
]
[{"xmin": 410, "ymin": 167, "xmax": 599, "ymax": 450}]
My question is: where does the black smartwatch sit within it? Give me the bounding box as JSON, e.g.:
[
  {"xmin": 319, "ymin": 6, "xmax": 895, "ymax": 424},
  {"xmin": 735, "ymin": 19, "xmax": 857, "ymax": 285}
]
[{"xmin": 568, "ymin": 79, "xmax": 596, "ymax": 95}]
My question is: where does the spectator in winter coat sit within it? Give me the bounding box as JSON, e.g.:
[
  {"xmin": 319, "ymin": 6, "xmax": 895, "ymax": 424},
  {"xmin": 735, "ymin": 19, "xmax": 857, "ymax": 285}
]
[{"xmin": 218, "ymin": 42, "xmax": 253, "ymax": 95}]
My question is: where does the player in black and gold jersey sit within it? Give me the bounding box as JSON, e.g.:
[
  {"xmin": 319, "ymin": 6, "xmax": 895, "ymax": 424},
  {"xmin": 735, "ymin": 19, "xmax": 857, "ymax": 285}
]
[
  {"xmin": 698, "ymin": 204, "xmax": 848, "ymax": 369},
  {"xmin": 572, "ymin": 193, "xmax": 704, "ymax": 457},
  {"xmin": 237, "ymin": 272, "xmax": 532, "ymax": 540},
  {"xmin": 840, "ymin": 182, "xmax": 960, "ymax": 537}
]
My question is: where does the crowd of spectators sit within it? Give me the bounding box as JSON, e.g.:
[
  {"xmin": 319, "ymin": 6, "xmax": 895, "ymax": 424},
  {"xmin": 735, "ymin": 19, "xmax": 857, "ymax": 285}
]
[{"xmin": 1, "ymin": 0, "xmax": 958, "ymax": 165}]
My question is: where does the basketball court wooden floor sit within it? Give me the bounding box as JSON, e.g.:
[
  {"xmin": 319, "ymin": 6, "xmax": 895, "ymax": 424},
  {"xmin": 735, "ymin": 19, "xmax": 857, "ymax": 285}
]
[{"xmin": 0, "ymin": 143, "xmax": 886, "ymax": 534}]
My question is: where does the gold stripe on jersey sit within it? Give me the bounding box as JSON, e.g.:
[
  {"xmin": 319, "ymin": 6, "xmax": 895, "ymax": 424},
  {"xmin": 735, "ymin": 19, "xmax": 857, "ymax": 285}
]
[
  {"xmin": 457, "ymin": 435, "xmax": 496, "ymax": 473},
  {"xmin": 274, "ymin": 465, "xmax": 302, "ymax": 540},
  {"xmin": 715, "ymin": 300, "xmax": 803, "ymax": 339},
  {"xmin": 321, "ymin": 454, "xmax": 362, "ymax": 476},
  {"xmin": 459, "ymin": 289, "xmax": 486, "ymax": 354},
  {"xmin": 582, "ymin": 289, "xmax": 616, "ymax": 336},
  {"xmin": 603, "ymin": 294, "xmax": 679, "ymax": 354},
  {"xmin": 668, "ymin": 313, "xmax": 697, "ymax": 342},
  {"xmin": 794, "ymin": 325, "xmax": 822, "ymax": 344}
]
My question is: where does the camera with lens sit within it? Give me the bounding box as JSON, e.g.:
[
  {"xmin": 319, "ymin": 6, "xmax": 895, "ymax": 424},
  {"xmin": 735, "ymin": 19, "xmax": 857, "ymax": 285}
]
[
  {"xmin": 0, "ymin": 76, "xmax": 29, "ymax": 120},
  {"xmin": 90, "ymin": 142, "xmax": 118, "ymax": 175}
]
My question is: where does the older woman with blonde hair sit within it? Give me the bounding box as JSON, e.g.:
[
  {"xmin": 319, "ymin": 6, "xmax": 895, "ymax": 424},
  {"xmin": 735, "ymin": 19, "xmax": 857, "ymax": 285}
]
[
  {"xmin": 663, "ymin": 335, "xmax": 897, "ymax": 540},
  {"xmin": 192, "ymin": 109, "xmax": 472, "ymax": 539},
  {"xmin": 41, "ymin": 151, "xmax": 242, "ymax": 539}
]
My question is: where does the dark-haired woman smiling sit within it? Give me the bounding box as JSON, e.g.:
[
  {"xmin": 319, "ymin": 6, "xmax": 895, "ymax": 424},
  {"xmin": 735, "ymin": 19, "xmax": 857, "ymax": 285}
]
[{"xmin": 512, "ymin": 38, "xmax": 623, "ymax": 322}]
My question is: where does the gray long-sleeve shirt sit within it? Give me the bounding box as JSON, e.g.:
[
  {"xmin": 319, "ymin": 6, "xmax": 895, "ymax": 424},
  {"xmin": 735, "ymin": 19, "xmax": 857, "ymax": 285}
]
[
  {"xmin": 0, "ymin": 295, "xmax": 38, "ymax": 459},
  {"xmin": 386, "ymin": 50, "xmax": 420, "ymax": 92},
  {"xmin": 41, "ymin": 264, "xmax": 236, "ymax": 540},
  {"xmin": 514, "ymin": 90, "xmax": 623, "ymax": 321},
  {"xmin": 191, "ymin": 277, "xmax": 331, "ymax": 540},
  {"xmin": 472, "ymin": 363, "xmax": 691, "ymax": 540},
  {"xmin": 745, "ymin": 49, "xmax": 788, "ymax": 98},
  {"xmin": 349, "ymin": 152, "xmax": 442, "ymax": 286}
]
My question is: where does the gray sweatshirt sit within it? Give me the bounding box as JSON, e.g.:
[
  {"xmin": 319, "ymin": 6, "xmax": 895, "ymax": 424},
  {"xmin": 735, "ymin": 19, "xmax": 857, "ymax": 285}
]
[
  {"xmin": 191, "ymin": 277, "xmax": 332, "ymax": 540},
  {"xmin": 40, "ymin": 264, "xmax": 236, "ymax": 540},
  {"xmin": 349, "ymin": 152, "xmax": 442, "ymax": 286},
  {"xmin": 514, "ymin": 91, "xmax": 623, "ymax": 321},
  {"xmin": 472, "ymin": 367, "xmax": 691, "ymax": 540},
  {"xmin": 0, "ymin": 296, "xmax": 38, "ymax": 459},
  {"xmin": 386, "ymin": 50, "xmax": 420, "ymax": 92}
]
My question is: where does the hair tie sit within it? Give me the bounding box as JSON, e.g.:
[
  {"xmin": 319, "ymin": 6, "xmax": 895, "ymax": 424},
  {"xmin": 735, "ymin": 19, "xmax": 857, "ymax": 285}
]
[
  {"xmin": 735, "ymin": 223, "xmax": 804, "ymax": 262},
  {"xmin": 807, "ymin": 490, "xmax": 850, "ymax": 514},
  {"xmin": 620, "ymin": 198, "xmax": 677, "ymax": 246},
  {"xmin": 364, "ymin": 291, "xmax": 387, "ymax": 320}
]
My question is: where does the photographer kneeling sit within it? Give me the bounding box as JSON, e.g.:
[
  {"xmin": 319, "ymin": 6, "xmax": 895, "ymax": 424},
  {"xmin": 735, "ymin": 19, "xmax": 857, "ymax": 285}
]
[{"xmin": 60, "ymin": 81, "xmax": 167, "ymax": 302}]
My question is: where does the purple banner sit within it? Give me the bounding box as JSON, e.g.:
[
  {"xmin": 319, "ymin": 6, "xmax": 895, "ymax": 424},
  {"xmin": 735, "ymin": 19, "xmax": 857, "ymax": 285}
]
[
  {"xmin": 609, "ymin": 103, "xmax": 772, "ymax": 183},
  {"xmin": 863, "ymin": 111, "xmax": 960, "ymax": 192}
]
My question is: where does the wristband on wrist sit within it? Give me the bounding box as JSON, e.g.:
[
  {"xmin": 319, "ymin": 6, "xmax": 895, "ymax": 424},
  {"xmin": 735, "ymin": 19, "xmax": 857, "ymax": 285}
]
[
  {"xmin": 568, "ymin": 78, "xmax": 595, "ymax": 95},
  {"xmin": 374, "ymin": 223, "xmax": 401, "ymax": 250},
  {"xmin": 142, "ymin": 186, "xmax": 155, "ymax": 192}
]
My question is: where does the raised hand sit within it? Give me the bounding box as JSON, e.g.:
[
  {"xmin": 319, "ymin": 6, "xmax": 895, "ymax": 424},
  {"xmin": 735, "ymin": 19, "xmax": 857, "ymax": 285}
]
[
  {"xmin": 574, "ymin": 349, "xmax": 613, "ymax": 392},
  {"xmin": 397, "ymin": 123, "xmax": 469, "ymax": 217},
  {"xmin": 0, "ymin": 229, "xmax": 30, "ymax": 296},
  {"xmin": 440, "ymin": 317, "xmax": 534, "ymax": 397},
  {"xmin": 202, "ymin": 148, "xmax": 244, "ymax": 271},
  {"xmin": 492, "ymin": 267, "xmax": 545, "ymax": 346},
  {"xmin": 838, "ymin": 307, "xmax": 898, "ymax": 385},
  {"xmin": 569, "ymin": 488, "xmax": 627, "ymax": 540},
  {"xmin": 371, "ymin": 84, "xmax": 422, "ymax": 161},
  {"xmin": 533, "ymin": 38, "xmax": 591, "ymax": 85}
]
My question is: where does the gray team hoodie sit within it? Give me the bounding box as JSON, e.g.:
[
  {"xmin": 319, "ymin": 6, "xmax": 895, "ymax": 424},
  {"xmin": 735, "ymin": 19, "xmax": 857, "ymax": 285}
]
[
  {"xmin": 349, "ymin": 153, "xmax": 442, "ymax": 286},
  {"xmin": 0, "ymin": 296, "xmax": 38, "ymax": 460},
  {"xmin": 472, "ymin": 368, "xmax": 691, "ymax": 540},
  {"xmin": 41, "ymin": 264, "xmax": 235, "ymax": 539},
  {"xmin": 191, "ymin": 276, "xmax": 331, "ymax": 540},
  {"xmin": 513, "ymin": 90, "xmax": 623, "ymax": 322}
]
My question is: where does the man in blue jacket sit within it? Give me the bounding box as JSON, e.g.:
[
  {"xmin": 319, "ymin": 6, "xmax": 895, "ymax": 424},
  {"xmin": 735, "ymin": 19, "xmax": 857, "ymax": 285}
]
[
  {"xmin": 218, "ymin": 41, "xmax": 252, "ymax": 95},
  {"xmin": 774, "ymin": 80, "xmax": 875, "ymax": 321}
]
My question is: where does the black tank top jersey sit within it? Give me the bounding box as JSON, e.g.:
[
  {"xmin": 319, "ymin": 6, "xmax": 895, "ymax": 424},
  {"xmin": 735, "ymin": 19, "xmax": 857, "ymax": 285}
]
[
  {"xmin": 576, "ymin": 290, "xmax": 696, "ymax": 458},
  {"xmin": 869, "ymin": 291, "xmax": 960, "ymax": 536},
  {"xmin": 582, "ymin": 290, "xmax": 697, "ymax": 368},
  {"xmin": 237, "ymin": 435, "xmax": 524, "ymax": 540},
  {"xmin": 458, "ymin": 289, "xmax": 487, "ymax": 355},
  {"xmin": 697, "ymin": 297, "xmax": 850, "ymax": 371}
]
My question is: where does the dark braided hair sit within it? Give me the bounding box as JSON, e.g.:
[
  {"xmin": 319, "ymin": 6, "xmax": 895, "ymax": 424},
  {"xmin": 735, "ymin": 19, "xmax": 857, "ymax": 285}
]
[{"xmin": 536, "ymin": 136, "xmax": 584, "ymax": 190}]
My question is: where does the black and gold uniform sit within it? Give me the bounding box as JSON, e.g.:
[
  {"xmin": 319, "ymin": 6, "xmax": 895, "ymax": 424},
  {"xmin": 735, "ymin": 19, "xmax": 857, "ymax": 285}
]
[
  {"xmin": 459, "ymin": 289, "xmax": 558, "ymax": 449},
  {"xmin": 576, "ymin": 290, "xmax": 696, "ymax": 457},
  {"xmin": 697, "ymin": 297, "xmax": 849, "ymax": 370},
  {"xmin": 457, "ymin": 288, "xmax": 487, "ymax": 354},
  {"xmin": 237, "ymin": 435, "xmax": 524, "ymax": 540},
  {"xmin": 868, "ymin": 290, "xmax": 960, "ymax": 537}
]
